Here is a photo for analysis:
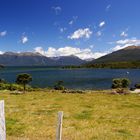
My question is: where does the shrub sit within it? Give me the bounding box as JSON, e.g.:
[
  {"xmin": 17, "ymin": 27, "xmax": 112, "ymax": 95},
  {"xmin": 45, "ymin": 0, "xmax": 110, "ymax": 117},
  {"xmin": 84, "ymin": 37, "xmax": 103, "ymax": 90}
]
[
  {"xmin": 0, "ymin": 82, "xmax": 33, "ymax": 91},
  {"xmin": 0, "ymin": 83, "xmax": 10, "ymax": 90},
  {"xmin": 112, "ymin": 79, "xmax": 122, "ymax": 88},
  {"xmin": 9, "ymin": 84, "xmax": 23, "ymax": 91},
  {"xmin": 122, "ymin": 78, "xmax": 130, "ymax": 88},
  {"xmin": 54, "ymin": 81, "xmax": 65, "ymax": 90},
  {"xmin": 135, "ymin": 83, "xmax": 140, "ymax": 89},
  {"xmin": 0, "ymin": 78, "xmax": 7, "ymax": 84},
  {"xmin": 62, "ymin": 90, "xmax": 85, "ymax": 94},
  {"xmin": 112, "ymin": 78, "xmax": 131, "ymax": 89}
]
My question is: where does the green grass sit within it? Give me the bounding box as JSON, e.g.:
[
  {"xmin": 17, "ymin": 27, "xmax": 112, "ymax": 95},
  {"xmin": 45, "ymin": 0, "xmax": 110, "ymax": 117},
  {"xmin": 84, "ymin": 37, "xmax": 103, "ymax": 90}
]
[{"xmin": 0, "ymin": 90, "xmax": 140, "ymax": 140}]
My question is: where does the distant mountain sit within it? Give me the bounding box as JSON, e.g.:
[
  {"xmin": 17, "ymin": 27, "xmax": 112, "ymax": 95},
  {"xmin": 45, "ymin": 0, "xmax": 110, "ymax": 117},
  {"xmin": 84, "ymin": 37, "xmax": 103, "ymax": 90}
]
[
  {"xmin": 51, "ymin": 55, "xmax": 85, "ymax": 66},
  {"xmin": 85, "ymin": 58, "xmax": 95, "ymax": 62},
  {"xmin": 86, "ymin": 46, "xmax": 140, "ymax": 68},
  {"xmin": 0, "ymin": 52, "xmax": 86, "ymax": 66},
  {"xmin": 91, "ymin": 46, "xmax": 140, "ymax": 63}
]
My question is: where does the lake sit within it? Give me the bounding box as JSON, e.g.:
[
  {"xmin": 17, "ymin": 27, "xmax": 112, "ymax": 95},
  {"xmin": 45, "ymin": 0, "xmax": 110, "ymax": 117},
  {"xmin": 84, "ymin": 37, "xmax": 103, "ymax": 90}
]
[{"xmin": 0, "ymin": 67, "xmax": 140, "ymax": 89}]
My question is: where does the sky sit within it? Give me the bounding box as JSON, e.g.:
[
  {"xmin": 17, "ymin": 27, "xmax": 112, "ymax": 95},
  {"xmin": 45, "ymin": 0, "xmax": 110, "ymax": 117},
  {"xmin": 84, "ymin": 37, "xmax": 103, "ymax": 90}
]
[{"xmin": 0, "ymin": 0, "xmax": 140, "ymax": 59}]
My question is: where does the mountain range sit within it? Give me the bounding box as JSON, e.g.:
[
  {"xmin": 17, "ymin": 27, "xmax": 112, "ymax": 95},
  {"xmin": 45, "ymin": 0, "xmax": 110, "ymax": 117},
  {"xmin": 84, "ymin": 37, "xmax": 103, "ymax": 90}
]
[
  {"xmin": 91, "ymin": 45, "xmax": 140, "ymax": 63},
  {"xmin": 0, "ymin": 45, "xmax": 140, "ymax": 67},
  {"xmin": 87, "ymin": 45, "xmax": 140, "ymax": 68},
  {"xmin": 0, "ymin": 52, "xmax": 86, "ymax": 66}
]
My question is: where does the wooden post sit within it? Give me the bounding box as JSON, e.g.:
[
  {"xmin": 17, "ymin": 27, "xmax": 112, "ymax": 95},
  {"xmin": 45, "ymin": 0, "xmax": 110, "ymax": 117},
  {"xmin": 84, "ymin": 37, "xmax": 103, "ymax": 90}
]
[
  {"xmin": 0, "ymin": 100, "xmax": 6, "ymax": 140},
  {"xmin": 56, "ymin": 111, "xmax": 63, "ymax": 140}
]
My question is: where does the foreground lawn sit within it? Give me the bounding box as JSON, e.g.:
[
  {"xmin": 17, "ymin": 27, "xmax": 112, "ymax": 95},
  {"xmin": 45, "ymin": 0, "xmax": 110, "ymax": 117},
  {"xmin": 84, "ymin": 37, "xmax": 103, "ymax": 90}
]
[{"xmin": 0, "ymin": 90, "xmax": 140, "ymax": 140}]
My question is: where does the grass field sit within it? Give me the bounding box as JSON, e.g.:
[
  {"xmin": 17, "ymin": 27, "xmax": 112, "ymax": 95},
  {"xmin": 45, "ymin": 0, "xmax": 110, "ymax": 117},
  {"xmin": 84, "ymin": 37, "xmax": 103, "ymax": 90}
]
[{"xmin": 0, "ymin": 90, "xmax": 140, "ymax": 140}]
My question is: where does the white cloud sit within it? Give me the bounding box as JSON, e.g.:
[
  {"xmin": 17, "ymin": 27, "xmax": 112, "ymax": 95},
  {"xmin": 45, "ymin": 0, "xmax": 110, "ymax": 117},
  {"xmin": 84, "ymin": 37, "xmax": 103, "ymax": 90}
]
[
  {"xmin": 68, "ymin": 28, "xmax": 92, "ymax": 40},
  {"xmin": 120, "ymin": 31, "xmax": 128, "ymax": 37},
  {"xmin": 34, "ymin": 47, "xmax": 46, "ymax": 55},
  {"xmin": 0, "ymin": 51, "xmax": 4, "ymax": 54},
  {"xmin": 116, "ymin": 38, "xmax": 140, "ymax": 45},
  {"xmin": 112, "ymin": 38, "xmax": 140, "ymax": 51},
  {"xmin": 89, "ymin": 45, "xmax": 94, "ymax": 49},
  {"xmin": 69, "ymin": 20, "xmax": 74, "ymax": 25},
  {"xmin": 21, "ymin": 36, "xmax": 28, "ymax": 44},
  {"xmin": 0, "ymin": 31, "xmax": 7, "ymax": 37},
  {"xmin": 96, "ymin": 31, "xmax": 102, "ymax": 37},
  {"xmin": 99, "ymin": 21, "xmax": 105, "ymax": 27},
  {"xmin": 59, "ymin": 27, "xmax": 67, "ymax": 33},
  {"xmin": 34, "ymin": 46, "xmax": 107, "ymax": 60},
  {"xmin": 69, "ymin": 16, "xmax": 78, "ymax": 25},
  {"xmin": 120, "ymin": 28, "xmax": 129, "ymax": 37},
  {"xmin": 52, "ymin": 6, "xmax": 62, "ymax": 15},
  {"xmin": 106, "ymin": 5, "xmax": 111, "ymax": 11}
]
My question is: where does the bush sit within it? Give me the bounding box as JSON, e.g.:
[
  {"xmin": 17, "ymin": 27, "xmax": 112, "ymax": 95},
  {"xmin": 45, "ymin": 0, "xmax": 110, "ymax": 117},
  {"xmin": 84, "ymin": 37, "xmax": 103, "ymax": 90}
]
[
  {"xmin": 9, "ymin": 84, "xmax": 23, "ymax": 91},
  {"xmin": 54, "ymin": 81, "xmax": 65, "ymax": 90},
  {"xmin": 0, "ymin": 78, "xmax": 7, "ymax": 84},
  {"xmin": 0, "ymin": 83, "xmax": 33, "ymax": 91},
  {"xmin": 112, "ymin": 79, "xmax": 122, "ymax": 89},
  {"xmin": 62, "ymin": 90, "xmax": 85, "ymax": 94},
  {"xmin": 135, "ymin": 83, "xmax": 140, "ymax": 89},
  {"xmin": 122, "ymin": 78, "xmax": 130, "ymax": 88},
  {"xmin": 0, "ymin": 83, "xmax": 10, "ymax": 90},
  {"xmin": 112, "ymin": 78, "xmax": 131, "ymax": 89}
]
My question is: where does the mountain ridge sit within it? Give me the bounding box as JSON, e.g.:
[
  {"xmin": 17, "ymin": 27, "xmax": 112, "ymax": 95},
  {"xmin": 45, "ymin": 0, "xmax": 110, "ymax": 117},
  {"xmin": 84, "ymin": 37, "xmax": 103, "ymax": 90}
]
[
  {"xmin": 85, "ymin": 45, "xmax": 140, "ymax": 68},
  {"xmin": 0, "ymin": 52, "xmax": 86, "ymax": 66},
  {"xmin": 90, "ymin": 45, "xmax": 140, "ymax": 63}
]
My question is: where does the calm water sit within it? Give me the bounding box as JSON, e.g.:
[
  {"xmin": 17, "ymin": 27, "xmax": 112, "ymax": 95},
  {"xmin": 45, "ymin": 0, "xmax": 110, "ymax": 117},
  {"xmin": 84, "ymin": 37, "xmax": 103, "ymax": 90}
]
[{"xmin": 0, "ymin": 66, "xmax": 140, "ymax": 89}]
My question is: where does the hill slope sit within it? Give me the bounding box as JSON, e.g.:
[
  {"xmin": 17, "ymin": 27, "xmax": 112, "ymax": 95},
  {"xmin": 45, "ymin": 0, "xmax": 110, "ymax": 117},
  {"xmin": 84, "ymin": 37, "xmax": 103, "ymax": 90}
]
[
  {"xmin": 93, "ymin": 46, "xmax": 140, "ymax": 63},
  {"xmin": 86, "ymin": 46, "xmax": 140, "ymax": 68}
]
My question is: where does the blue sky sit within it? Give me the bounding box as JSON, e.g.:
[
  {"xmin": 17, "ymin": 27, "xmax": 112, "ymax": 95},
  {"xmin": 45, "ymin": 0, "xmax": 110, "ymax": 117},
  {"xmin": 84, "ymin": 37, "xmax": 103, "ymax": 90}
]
[{"xmin": 0, "ymin": 0, "xmax": 140, "ymax": 59}]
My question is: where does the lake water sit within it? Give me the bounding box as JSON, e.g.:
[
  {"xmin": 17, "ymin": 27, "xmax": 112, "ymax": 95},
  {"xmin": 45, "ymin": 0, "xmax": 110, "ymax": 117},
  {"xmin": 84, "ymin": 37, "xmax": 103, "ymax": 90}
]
[{"xmin": 0, "ymin": 67, "xmax": 140, "ymax": 89}]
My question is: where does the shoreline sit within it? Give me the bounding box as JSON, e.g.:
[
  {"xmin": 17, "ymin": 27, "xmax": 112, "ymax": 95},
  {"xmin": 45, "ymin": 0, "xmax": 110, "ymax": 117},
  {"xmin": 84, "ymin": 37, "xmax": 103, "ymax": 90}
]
[{"xmin": 0, "ymin": 88, "xmax": 140, "ymax": 95}]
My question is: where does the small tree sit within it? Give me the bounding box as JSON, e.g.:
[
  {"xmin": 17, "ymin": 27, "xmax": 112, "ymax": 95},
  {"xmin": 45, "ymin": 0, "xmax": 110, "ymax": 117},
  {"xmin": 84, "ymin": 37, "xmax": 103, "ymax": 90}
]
[
  {"xmin": 111, "ymin": 78, "xmax": 131, "ymax": 94},
  {"xmin": 122, "ymin": 78, "xmax": 130, "ymax": 88},
  {"xmin": 112, "ymin": 78, "xmax": 130, "ymax": 89},
  {"xmin": 111, "ymin": 78, "xmax": 122, "ymax": 89},
  {"xmin": 16, "ymin": 73, "xmax": 32, "ymax": 93}
]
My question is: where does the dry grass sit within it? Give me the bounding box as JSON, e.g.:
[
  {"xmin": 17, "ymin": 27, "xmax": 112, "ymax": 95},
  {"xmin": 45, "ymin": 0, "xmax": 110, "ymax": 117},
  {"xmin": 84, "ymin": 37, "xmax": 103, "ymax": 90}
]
[{"xmin": 0, "ymin": 90, "xmax": 140, "ymax": 140}]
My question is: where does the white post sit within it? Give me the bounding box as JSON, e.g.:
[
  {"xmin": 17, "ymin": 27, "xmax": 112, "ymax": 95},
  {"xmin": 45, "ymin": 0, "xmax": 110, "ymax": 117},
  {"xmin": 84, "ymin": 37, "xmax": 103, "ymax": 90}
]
[
  {"xmin": 56, "ymin": 111, "xmax": 63, "ymax": 140},
  {"xmin": 0, "ymin": 100, "xmax": 6, "ymax": 140}
]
